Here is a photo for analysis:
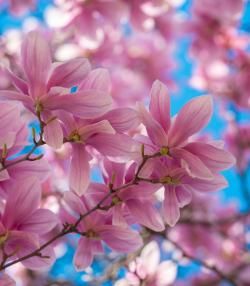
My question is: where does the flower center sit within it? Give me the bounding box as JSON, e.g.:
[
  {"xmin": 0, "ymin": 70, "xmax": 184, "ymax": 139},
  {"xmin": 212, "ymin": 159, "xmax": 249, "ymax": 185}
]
[
  {"xmin": 0, "ymin": 231, "xmax": 9, "ymax": 247},
  {"xmin": 35, "ymin": 101, "xmax": 44, "ymax": 114},
  {"xmin": 69, "ymin": 130, "xmax": 82, "ymax": 143},
  {"xmin": 160, "ymin": 146, "xmax": 169, "ymax": 156},
  {"xmin": 111, "ymin": 195, "xmax": 122, "ymax": 205},
  {"xmin": 86, "ymin": 229, "xmax": 99, "ymax": 239},
  {"xmin": 160, "ymin": 175, "xmax": 180, "ymax": 185}
]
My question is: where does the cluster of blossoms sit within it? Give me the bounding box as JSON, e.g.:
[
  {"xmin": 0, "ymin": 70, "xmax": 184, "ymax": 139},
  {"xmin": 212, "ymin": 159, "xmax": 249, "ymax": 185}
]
[
  {"xmin": 0, "ymin": 30, "xmax": 236, "ymax": 284},
  {"xmin": 0, "ymin": 0, "xmax": 249, "ymax": 285}
]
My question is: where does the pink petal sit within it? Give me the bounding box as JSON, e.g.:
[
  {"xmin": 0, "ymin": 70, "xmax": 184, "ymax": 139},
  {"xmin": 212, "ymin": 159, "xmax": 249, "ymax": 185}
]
[
  {"xmin": 79, "ymin": 120, "xmax": 115, "ymax": 139},
  {"xmin": 0, "ymin": 168, "xmax": 10, "ymax": 182},
  {"xmin": 126, "ymin": 200, "xmax": 165, "ymax": 232},
  {"xmin": 0, "ymin": 90, "xmax": 33, "ymax": 110},
  {"xmin": 172, "ymin": 148, "xmax": 214, "ymax": 180},
  {"xmin": 69, "ymin": 145, "xmax": 91, "ymax": 195},
  {"xmin": 20, "ymin": 209, "xmax": 58, "ymax": 234},
  {"xmin": 21, "ymin": 31, "xmax": 51, "ymax": 98},
  {"xmin": 63, "ymin": 191, "xmax": 87, "ymax": 216},
  {"xmin": 45, "ymin": 90, "xmax": 112, "ymax": 118},
  {"xmin": 138, "ymin": 102, "xmax": 168, "ymax": 147},
  {"xmin": 88, "ymin": 133, "xmax": 140, "ymax": 161},
  {"xmin": 112, "ymin": 205, "xmax": 127, "ymax": 227},
  {"xmin": 47, "ymin": 58, "xmax": 91, "ymax": 89},
  {"xmin": 184, "ymin": 142, "xmax": 236, "ymax": 172},
  {"xmin": 9, "ymin": 160, "xmax": 50, "ymax": 181},
  {"xmin": 79, "ymin": 68, "xmax": 111, "ymax": 92},
  {"xmin": 99, "ymin": 225, "xmax": 143, "ymax": 252},
  {"xmin": 21, "ymin": 244, "xmax": 56, "ymax": 270},
  {"xmin": 5, "ymin": 231, "xmax": 55, "ymax": 270},
  {"xmin": 149, "ymin": 80, "xmax": 171, "ymax": 133},
  {"xmin": 43, "ymin": 117, "xmax": 64, "ymax": 149},
  {"xmin": 3, "ymin": 178, "xmax": 41, "ymax": 229},
  {"xmin": 102, "ymin": 160, "xmax": 126, "ymax": 186},
  {"xmin": 0, "ymin": 132, "xmax": 16, "ymax": 149},
  {"xmin": 5, "ymin": 230, "xmax": 38, "ymax": 259},
  {"xmin": 169, "ymin": 95, "xmax": 213, "ymax": 147},
  {"xmin": 5, "ymin": 68, "xmax": 28, "ymax": 94},
  {"xmin": 0, "ymin": 273, "xmax": 15, "ymax": 286},
  {"xmin": 184, "ymin": 174, "xmax": 228, "ymax": 193},
  {"xmin": 96, "ymin": 107, "xmax": 141, "ymax": 133},
  {"xmin": 175, "ymin": 187, "xmax": 192, "ymax": 207},
  {"xmin": 163, "ymin": 186, "xmax": 180, "ymax": 227},
  {"xmin": 74, "ymin": 237, "xmax": 94, "ymax": 271},
  {"xmin": 122, "ymin": 183, "xmax": 160, "ymax": 201},
  {"xmin": 90, "ymin": 240, "xmax": 103, "ymax": 254}
]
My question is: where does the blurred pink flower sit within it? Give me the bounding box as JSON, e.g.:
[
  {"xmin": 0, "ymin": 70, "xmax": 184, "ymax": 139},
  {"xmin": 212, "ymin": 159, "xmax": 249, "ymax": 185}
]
[
  {"xmin": 0, "ymin": 0, "xmax": 35, "ymax": 16},
  {"xmin": 116, "ymin": 241, "xmax": 177, "ymax": 286},
  {"xmin": 52, "ymin": 0, "xmax": 128, "ymax": 49}
]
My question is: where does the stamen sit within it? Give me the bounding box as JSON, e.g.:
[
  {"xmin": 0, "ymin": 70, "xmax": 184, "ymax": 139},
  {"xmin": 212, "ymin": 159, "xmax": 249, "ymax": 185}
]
[{"xmin": 160, "ymin": 146, "xmax": 169, "ymax": 156}]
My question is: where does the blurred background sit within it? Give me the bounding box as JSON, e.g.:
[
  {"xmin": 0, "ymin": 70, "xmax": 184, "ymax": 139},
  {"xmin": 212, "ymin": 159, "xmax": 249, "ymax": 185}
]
[{"xmin": 1, "ymin": 0, "xmax": 250, "ymax": 285}]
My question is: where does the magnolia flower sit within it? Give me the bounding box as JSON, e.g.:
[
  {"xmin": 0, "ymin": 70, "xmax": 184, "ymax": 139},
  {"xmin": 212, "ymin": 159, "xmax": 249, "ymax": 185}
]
[
  {"xmin": 138, "ymin": 80, "xmax": 235, "ymax": 181},
  {"xmin": 61, "ymin": 191, "xmax": 143, "ymax": 271},
  {"xmin": 50, "ymin": 0, "xmax": 128, "ymax": 49},
  {"xmin": 0, "ymin": 31, "xmax": 112, "ymax": 149},
  {"xmin": 86, "ymin": 160, "xmax": 164, "ymax": 231},
  {"xmin": 58, "ymin": 112, "xmax": 139, "ymax": 195},
  {"xmin": 225, "ymin": 122, "xmax": 250, "ymax": 171},
  {"xmin": 151, "ymin": 160, "xmax": 229, "ymax": 226},
  {"xmin": 0, "ymin": 177, "xmax": 58, "ymax": 270},
  {"xmin": 0, "ymin": 0, "xmax": 35, "ymax": 16},
  {"xmin": 116, "ymin": 241, "xmax": 177, "ymax": 286}
]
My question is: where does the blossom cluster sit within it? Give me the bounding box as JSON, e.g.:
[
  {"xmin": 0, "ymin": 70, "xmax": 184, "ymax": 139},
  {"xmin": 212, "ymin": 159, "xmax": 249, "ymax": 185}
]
[{"xmin": 0, "ymin": 0, "xmax": 249, "ymax": 285}]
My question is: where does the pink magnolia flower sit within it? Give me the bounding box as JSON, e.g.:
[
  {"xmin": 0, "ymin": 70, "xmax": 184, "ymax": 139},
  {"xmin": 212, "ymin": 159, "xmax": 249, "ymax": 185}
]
[
  {"xmin": 0, "ymin": 31, "xmax": 112, "ymax": 149},
  {"xmin": 138, "ymin": 80, "xmax": 235, "ymax": 181},
  {"xmin": 123, "ymin": 32, "xmax": 175, "ymax": 89},
  {"xmin": 224, "ymin": 122, "xmax": 250, "ymax": 171},
  {"xmin": 0, "ymin": 177, "xmax": 58, "ymax": 270},
  {"xmin": 51, "ymin": 0, "xmax": 128, "ymax": 50},
  {"xmin": 128, "ymin": 0, "xmax": 171, "ymax": 31},
  {"xmin": 86, "ymin": 160, "xmax": 164, "ymax": 231},
  {"xmin": 188, "ymin": 0, "xmax": 244, "ymax": 59},
  {"xmin": 54, "ymin": 69, "xmax": 140, "ymax": 195},
  {"xmin": 192, "ymin": 0, "xmax": 243, "ymax": 27},
  {"xmin": 0, "ymin": 0, "xmax": 35, "ymax": 16},
  {"xmin": 190, "ymin": 50, "xmax": 250, "ymax": 108},
  {"xmin": 61, "ymin": 191, "xmax": 143, "ymax": 271},
  {"xmin": 59, "ymin": 111, "xmax": 139, "ymax": 195},
  {"xmin": 150, "ymin": 160, "xmax": 228, "ymax": 226},
  {"xmin": 116, "ymin": 241, "xmax": 177, "ymax": 286}
]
